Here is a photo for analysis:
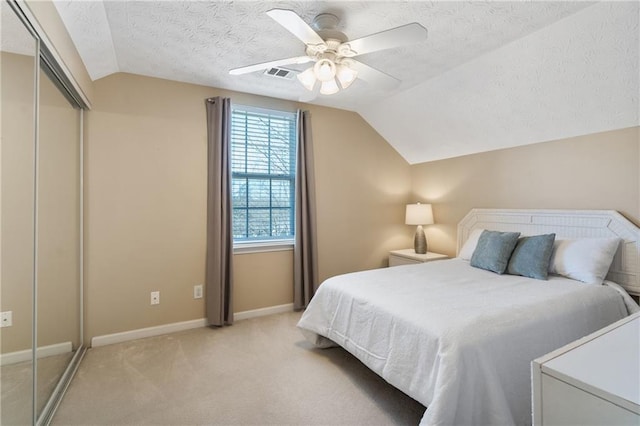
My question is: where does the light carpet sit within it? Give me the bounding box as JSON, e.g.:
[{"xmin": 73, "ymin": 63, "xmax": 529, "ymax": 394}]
[{"xmin": 52, "ymin": 311, "xmax": 424, "ymax": 425}]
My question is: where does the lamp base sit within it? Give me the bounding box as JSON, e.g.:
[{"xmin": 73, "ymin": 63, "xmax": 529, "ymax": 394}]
[{"xmin": 414, "ymin": 225, "xmax": 428, "ymax": 254}]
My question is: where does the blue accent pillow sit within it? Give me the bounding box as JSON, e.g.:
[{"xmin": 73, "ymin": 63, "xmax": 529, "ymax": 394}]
[
  {"xmin": 470, "ymin": 230, "xmax": 521, "ymax": 274},
  {"xmin": 507, "ymin": 233, "xmax": 556, "ymax": 280}
]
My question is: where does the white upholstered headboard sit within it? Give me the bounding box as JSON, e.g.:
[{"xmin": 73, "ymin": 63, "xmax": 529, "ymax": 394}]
[{"xmin": 457, "ymin": 209, "xmax": 640, "ymax": 296}]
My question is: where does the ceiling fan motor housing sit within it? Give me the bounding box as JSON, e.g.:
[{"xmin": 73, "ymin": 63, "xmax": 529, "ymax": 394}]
[
  {"xmin": 312, "ymin": 13, "xmax": 339, "ymax": 30},
  {"xmin": 313, "ymin": 13, "xmax": 349, "ymax": 44}
]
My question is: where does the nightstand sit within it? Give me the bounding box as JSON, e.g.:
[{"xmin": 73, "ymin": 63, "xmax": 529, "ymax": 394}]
[{"xmin": 388, "ymin": 249, "xmax": 448, "ymax": 267}]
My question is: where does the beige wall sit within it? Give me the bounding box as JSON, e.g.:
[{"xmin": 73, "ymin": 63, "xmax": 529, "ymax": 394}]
[
  {"xmin": 234, "ymin": 251, "xmax": 293, "ymax": 312},
  {"xmin": 313, "ymin": 106, "xmax": 412, "ymax": 280},
  {"xmin": 85, "ymin": 72, "xmax": 411, "ymax": 341},
  {"xmin": 411, "ymin": 126, "xmax": 640, "ymax": 257}
]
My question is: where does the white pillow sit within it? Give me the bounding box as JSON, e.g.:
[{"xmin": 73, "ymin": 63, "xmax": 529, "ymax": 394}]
[
  {"xmin": 458, "ymin": 228, "xmax": 486, "ymax": 260},
  {"xmin": 549, "ymin": 237, "xmax": 621, "ymax": 285}
]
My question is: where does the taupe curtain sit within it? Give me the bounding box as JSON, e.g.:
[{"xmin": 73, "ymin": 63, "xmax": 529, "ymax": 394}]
[
  {"xmin": 294, "ymin": 110, "xmax": 319, "ymax": 310},
  {"xmin": 205, "ymin": 97, "xmax": 234, "ymax": 326}
]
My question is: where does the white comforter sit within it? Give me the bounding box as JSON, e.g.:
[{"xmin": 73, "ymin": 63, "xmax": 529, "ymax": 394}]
[{"xmin": 297, "ymin": 259, "xmax": 638, "ymax": 425}]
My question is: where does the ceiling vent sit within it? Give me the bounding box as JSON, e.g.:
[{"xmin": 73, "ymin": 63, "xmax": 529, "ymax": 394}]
[{"xmin": 263, "ymin": 67, "xmax": 296, "ymax": 79}]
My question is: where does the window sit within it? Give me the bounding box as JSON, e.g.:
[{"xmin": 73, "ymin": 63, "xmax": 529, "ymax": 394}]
[{"xmin": 230, "ymin": 105, "xmax": 297, "ymax": 243}]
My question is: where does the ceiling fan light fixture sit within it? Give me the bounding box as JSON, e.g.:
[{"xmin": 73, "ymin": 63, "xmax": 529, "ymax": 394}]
[
  {"xmin": 314, "ymin": 58, "xmax": 336, "ymax": 82},
  {"xmin": 320, "ymin": 78, "xmax": 339, "ymax": 95},
  {"xmin": 337, "ymin": 43, "xmax": 357, "ymax": 57},
  {"xmin": 297, "ymin": 67, "xmax": 317, "ymax": 91},
  {"xmin": 336, "ymin": 64, "xmax": 358, "ymax": 89},
  {"xmin": 233, "ymin": 10, "xmax": 428, "ymax": 99}
]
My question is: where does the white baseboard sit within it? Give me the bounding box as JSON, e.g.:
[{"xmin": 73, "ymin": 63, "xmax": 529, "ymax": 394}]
[
  {"xmin": 234, "ymin": 303, "xmax": 294, "ymax": 321},
  {"xmin": 91, "ymin": 303, "xmax": 294, "ymax": 348},
  {"xmin": 1, "ymin": 341, "xmax": 73, "ymax": 366},
  {"xmin": 91, "ymin": 318, "xmax": 207, "ymax": 348}
]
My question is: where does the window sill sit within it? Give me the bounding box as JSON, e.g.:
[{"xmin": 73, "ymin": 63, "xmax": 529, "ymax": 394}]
[{"xmin": 233, "ymin": 240, "xmax": 294, "ymax": 255}]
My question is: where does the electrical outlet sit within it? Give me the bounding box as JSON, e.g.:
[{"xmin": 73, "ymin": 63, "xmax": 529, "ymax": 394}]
[
  {"xmin": 150, "ymin": 291, "xmax": 160, "ymax": 305},
  {"xmin": 1, "ymin": 311, "xmax": 13, "ymax": 327},
  {"xmin": 194, "ymin": 284, "xmax": 203, "ymax": 299}
]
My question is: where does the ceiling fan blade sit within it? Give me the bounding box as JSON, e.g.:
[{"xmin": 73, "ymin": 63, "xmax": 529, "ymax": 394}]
[
  {"xmin": 344, "ymin": 23, "xmax": 427, "ymax": 56},
  {"xmin": 267, "ymin": 9, "xmax": 325, "ymax": 46},
  {"xmin": 349, "ymin": 60, "xmax": 400, "ymax": 90},
  {"xmin": 229, "ymin": 56, "xmax": 313, "ymax": 75}
]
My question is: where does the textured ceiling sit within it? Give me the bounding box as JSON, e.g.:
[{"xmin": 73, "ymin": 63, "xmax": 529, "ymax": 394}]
[
  {"xmin": 53, "ymin": 1, "xmax": 595, "ymax": 112},
  {"xmin": 49, "ymin": 1, "xmax": 637, "ymax": 164},
  {"xmin": 360, "ymin": 1, "xmax": 640, "ymax": 163},
  {"xmin": 1, "ymin": 1, "xmax": 37, "ymax": 56}
]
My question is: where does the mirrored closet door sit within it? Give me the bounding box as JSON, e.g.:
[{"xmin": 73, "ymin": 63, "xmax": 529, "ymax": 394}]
[
  {"xmin": 35, "ymin": 59, "xmax": 82, "ymax": 422},
  {"xmin": 1, "ymin": 2, "xmax": 86, "ymax": 424},
  {"xmin": 1, "ymin": 2, "xmax": 37, "ymax": 424}
]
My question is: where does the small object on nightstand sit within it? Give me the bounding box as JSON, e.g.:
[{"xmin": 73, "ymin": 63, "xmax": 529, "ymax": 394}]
[{"xmin": 389, "ymin": 249, "xmax": 448, "ymax": 267}]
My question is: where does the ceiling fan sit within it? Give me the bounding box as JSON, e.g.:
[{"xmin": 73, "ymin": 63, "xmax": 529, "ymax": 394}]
[{"xmin": 229, "ymin": 9, "xmax": 428, "ymax": 96}]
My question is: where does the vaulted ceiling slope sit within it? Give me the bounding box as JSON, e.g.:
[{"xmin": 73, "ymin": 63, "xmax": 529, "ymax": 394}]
[
  {"xmin": 53, "ymin": 1, "xmax": 639, "ymax": 164},
  {"xmin": 360, "ymin": 1, "xmax": 640, "ymax": 164}
]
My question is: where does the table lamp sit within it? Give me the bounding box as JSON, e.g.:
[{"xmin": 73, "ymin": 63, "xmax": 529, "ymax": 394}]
[{"xmin": 405, "ymin": 203, "xmax": 434, "ymax": 254}]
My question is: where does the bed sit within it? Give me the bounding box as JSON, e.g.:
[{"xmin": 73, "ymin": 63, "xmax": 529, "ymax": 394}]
[{"xmin": 297, "ymin": 209, "xmax": 640, "ymax": 425}]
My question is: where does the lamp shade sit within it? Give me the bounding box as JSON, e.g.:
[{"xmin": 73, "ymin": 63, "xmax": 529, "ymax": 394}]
[{"xmin": 405, "ymin": 203, "xmax": 434, "ymax": 225}]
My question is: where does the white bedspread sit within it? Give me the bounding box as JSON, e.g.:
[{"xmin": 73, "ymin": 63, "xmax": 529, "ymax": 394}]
[{"xmin": 297, "ymin": 259, "xmax": 638, "ymax": 425}]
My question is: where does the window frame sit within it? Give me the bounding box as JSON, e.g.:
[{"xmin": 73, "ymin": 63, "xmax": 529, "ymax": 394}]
[{"xmin": 230, "ymin": 104, "xmax": 297, "ymax": 252}]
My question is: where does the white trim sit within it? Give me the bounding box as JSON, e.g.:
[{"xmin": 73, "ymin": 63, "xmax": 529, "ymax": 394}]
[
  {"xmin": 32, "ymin": 33, "xmax": 41, "ymax": 422},
  {"xmin": 90, "ymin": 303, "xmax": 296, "ymax": 347},
  {"xmin": 231, "ymin": 103, "xmax": 296, "ymax": 117},
  {"xmin": 79, "ymin": 108, "xmax": 84, "ymax": 347},
  {"xmin": 234, "ymin": 240, "xmax": 294, "ymax": 254},
  {"xmin": 0, "ymin": 341, "xmax": 73, "ymax": 366},
  {"xmin": 91, "ymin": 303, "xmax": 293, "ymax": 348},
  {"xmin": 91, "ymin": 318, "xmax": 207, "ymax": 348},
  {"xmin": 234, "ymin": 303, "xmax": 294, "ymax": 321}
]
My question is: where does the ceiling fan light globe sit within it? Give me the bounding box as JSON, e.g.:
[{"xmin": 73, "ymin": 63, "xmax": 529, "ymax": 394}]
[
  {"xmin": 336, "ymin": 64, "xmax": 358, "ymax": 89},
  {"xmin": 314, "ymin": 59, "xmax": 336, "ymax": 82},
  {"xmin": 297, "ymin": 67, "xmax": 317, "ymax": 91},
  {"xmin": 320, "ymin": 78, "xmax": 339, "ymax": 95}
]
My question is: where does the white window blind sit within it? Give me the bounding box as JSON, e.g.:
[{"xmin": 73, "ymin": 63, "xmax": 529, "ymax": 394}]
[{"xmin": 230, "ymin": 105, "xmax": 297, "ymax": 242}]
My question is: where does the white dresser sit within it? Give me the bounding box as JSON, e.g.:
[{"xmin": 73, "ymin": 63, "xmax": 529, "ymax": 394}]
[{"xmin": 532, "ymin": 312, "xmax": 640, "ymax": 425}]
